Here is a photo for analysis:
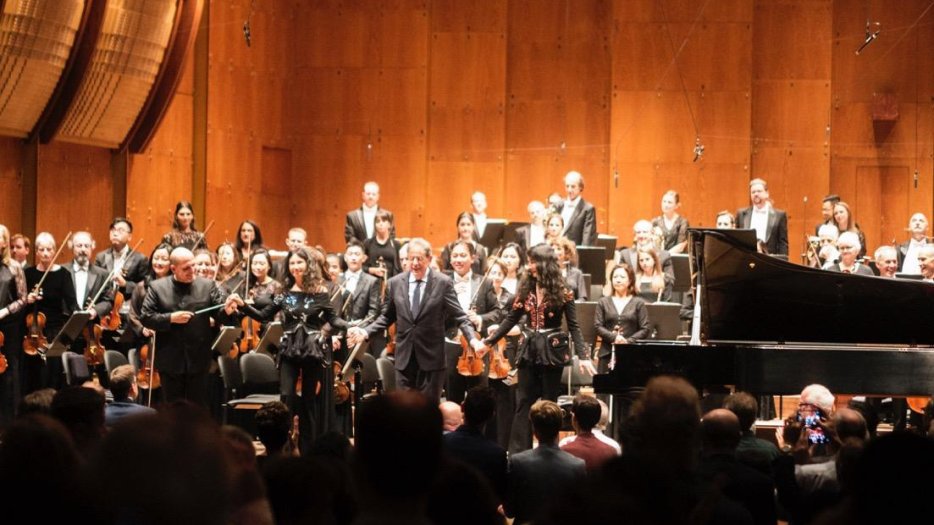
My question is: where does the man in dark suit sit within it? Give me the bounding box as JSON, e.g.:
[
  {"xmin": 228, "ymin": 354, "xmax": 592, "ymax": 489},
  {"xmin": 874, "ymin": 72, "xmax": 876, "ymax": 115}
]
[
  {"xmin": 66, "ymin": 231, "xmax": 114, "ymax": 321},
  {"xmin": 736, "ymin": 178, "xmax": 789, "ymax": 256},
  {"xmin": 505, "ymin": 399, "xmax": 586, "ymax": 524},
  {"xmin": 344, "ymin": 181, "xmax": 395, "ymax": 243},
  {"xmin": 94, "ymin": 218, "xmax": 148, "ymax": 299},
  {"xmin": 444, "ymin": 240, "xmax": 485, "ymax": 403},
  {"xmin": 104, "ymin": 364, "xmax": 156, "ymax": 426},
  {"xmin": 348, "ymin": 238, "xmax": 483, "ymax": 403},
  {"xmin": 140, "ymin": 247, "xmax": 237, "ymax": 406},
  {"xmin": 340, "ymin": 240, "xmax": 381, "ymax": 325},
  {"xmin": 443, "ymin": 386, "xmax": 507, "ymax": 503},
  {"xmin": 896, "ymin": 212, "xmax": 929, "ymax": 274},
  {"xmin": 555, "ymin": 171, "xmax": 598, "ymax": 247},
  {"xmin": 271, "ymin": 227, "xmax": 307, "ymax": 282}
]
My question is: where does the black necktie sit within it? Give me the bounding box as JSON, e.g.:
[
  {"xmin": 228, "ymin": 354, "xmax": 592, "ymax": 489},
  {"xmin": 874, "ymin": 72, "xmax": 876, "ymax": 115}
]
[{"xmin": 411, "ymin": 279, "xmax": 423, "ymax": 317}]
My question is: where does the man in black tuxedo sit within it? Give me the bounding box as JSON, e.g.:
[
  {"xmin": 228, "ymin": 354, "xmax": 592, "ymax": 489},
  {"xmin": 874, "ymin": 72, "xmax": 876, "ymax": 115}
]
[
  {"xmin": 140, "ymin": 247, "xmax": 237, "ymax": 406},
  {"xmin": 897, "ymin": 212, "xmax": 929, "ymax": 274},
  {"xmin": 444, "ymin": 240, "xmax": 485, "ymax": 403},
  {"xmin": 66, "ymin": 231, "xmax": 114, "ymax": 322},
  {"xmin": 348, "ymin": 238, "xmax": 484, "ymax": 403},
  {"xmin": 555, "ymin": 171, "xmax": 598, "ymax": 247},
  {"xmin": 94, "ymin": 218, "xmax": 148, "ymax": 300},
  {"xmin": 271, "ymin": 227, "xmax": 307, "ymax": 282},
  {"xmin": 736, "ymin": 178, "xmax": 788, "ymax": 256},
  {"xmin": 344, "ymin": 181, "xmax": 395, "ymax": 243}
]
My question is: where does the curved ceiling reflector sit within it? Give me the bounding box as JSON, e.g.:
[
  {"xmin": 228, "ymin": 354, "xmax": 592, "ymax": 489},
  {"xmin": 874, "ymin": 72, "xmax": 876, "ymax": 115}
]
[
  {"xmin": 55, "ymin": 0, "xmax": 177, "ymax": 148},
  {"xmin": 0, "ymin": 0, "xmax": 86, "ymax": 138}
]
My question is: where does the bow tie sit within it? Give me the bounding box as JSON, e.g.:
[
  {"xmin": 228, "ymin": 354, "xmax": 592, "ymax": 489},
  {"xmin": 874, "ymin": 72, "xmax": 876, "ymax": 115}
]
[
  {"xmin": 455, "ymin": 275, "xmax": 471, "ymax": 284},
  {"xmin": 74, "ymin": 264, "xmax": 88, "ymax": 272}
]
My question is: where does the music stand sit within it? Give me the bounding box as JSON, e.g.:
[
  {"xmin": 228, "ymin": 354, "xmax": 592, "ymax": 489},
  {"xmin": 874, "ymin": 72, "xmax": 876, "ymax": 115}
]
[
  {"xmin": 212, "ymin": 326, "xmax": 242, "ymax": 355},
  {"xmin": 46, "ymin": 311, "xmax": 92, "ymax": 358},
  {"xmin": 670, "ymin": 254, "xmax": 691, "ymax": 293},
  {"xmin": 503, "ymin": 221, "xmax": 528, "ymax": 244},
  {"xmin": 577, "ymin": 246, "xmax": 607, "ymax": 285},
  {"xmin": 478, "ymin": 219, "xmax": 506, "ymax": 251},
  {"xmin": 596, "ymin": 234, "xmax": 618, "ymax": 260},
  {"xmin": 255, "ymin": 321, "xmax": 283, "ymax": 355},
  {"xmin": 646, "ymin": 302, "xmax": 683, "ymax": 340}
]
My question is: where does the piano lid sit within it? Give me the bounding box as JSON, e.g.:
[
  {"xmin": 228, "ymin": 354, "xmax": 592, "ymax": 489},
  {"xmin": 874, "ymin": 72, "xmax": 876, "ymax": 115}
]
[{"xmin": 692, "ymin": 229, "xmax": 934, "ymax": 347}]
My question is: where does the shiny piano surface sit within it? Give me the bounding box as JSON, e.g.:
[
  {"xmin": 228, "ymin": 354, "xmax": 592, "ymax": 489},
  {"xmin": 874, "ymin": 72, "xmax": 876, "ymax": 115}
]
[{"xmin": 593, "ymin": 229, "xmax": 934, "ymax": 396}]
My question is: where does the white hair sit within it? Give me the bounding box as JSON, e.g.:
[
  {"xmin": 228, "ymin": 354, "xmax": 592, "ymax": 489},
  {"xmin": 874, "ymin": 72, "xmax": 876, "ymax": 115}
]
[
  {"xmin": 837, "ymin": 231, "xmax": 861, "ymax": 251},
  {"xmin": 800, "ymin": 384, "xmax": 835, "ymax": 414},
  {"xmin": 817, "ymin": 224, "xmax": 839, "ymax": 240}
]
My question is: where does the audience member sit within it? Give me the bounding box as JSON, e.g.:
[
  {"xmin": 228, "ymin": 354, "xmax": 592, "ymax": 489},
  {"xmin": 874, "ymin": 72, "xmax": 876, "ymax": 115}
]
[
  {"xmin": 255, "ymin": 401, "xmax": 294, "ymax": 461},
  {"xmin": 443, "ymin": 386, "xmax": 507, "ymax": 502},
  {"xmin": 50, "ymin": 385, "xmax": 106, "ymax": 459},
  {"xmin": 440, "ymin": 400, "xmax": 464, "ymax": 433},
  {"xmin": 560, "ymin": 395, "xmax": 618, "ymax": 471},
  {"xmin": 724, "ymin": 391, "xmax": 780, "ymax": 474},
  {"xmin": 105, "ymin": 364, "xmax": 156, "ymax": 426}
]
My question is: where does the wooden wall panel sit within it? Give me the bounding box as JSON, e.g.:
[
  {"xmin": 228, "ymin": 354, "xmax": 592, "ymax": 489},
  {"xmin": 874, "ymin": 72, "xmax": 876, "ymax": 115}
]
[
  {"xmin": 0, "ymin": 138, "xmax": 25, "ymax": 235},
  {"xmin": 36, "ymin": 142, "xmax": 113, "ymax": 244}
]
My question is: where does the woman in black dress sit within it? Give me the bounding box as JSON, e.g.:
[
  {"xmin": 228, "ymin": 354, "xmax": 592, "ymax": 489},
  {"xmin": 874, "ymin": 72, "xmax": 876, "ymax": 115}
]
[
  {"xmin": 595, "ymin": 264, "xmax": 650, "ymax": 373},
  {"xmin": 231, "ymin": 247, "xmax": 349, "ymax": 454},
  {"xmin": 162, "ymin": 201, "xmax": 205, "ymax": 250},
  {"xmin": 483, "ymin": 244, "xmax": 596, "ymax": 453}
]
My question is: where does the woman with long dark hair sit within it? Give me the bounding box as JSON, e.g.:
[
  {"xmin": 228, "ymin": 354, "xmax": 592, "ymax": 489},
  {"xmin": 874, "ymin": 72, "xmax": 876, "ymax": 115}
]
[
  {"xmin": 230, "ymin": 247, "xmax": 349, "ymax": 454},
  {"xmin": 162, "ymin": 201, "xmax": 204, "ymax": 250},
  {"xmin": 440, "ymin": 211, "xmax": 488, "ymax": 274},
  {"xmin": 483, "ymin": 244, "xmax": 596, "ymax": 453}
]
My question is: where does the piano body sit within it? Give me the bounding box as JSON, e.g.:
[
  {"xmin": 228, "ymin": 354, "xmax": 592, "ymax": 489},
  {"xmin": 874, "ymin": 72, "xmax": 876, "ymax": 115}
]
[{"xmin": 593, "ymin": 229, "xmax": 934, "ymax": 396}]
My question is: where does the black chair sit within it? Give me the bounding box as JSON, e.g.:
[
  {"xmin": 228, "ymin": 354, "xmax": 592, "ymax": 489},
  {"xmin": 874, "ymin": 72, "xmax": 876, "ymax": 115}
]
[
  {"xmin": 104, "ymin": 350, "xmax": 129, "ymax": 374},
  {"xmin": 376, "ymin": 356, "xmax": 396, "ymax": 391},
  {"xmin": 127, "ymin": 348, "xmax": 140, "ymax": 370},
  {"xmin": 239, "ymin": 352, "xmax": 280, "ymax": 396},
  {"xmin": 219, "ymin": 354, "xmax": 279, "ymax": 428},
  {"xmin": 61, "ymin": 351, "xmax": 90, "ymax": 386},
  {"xmin": 358, "ymin": 353, "xmax": 380, "ymax": 395}
]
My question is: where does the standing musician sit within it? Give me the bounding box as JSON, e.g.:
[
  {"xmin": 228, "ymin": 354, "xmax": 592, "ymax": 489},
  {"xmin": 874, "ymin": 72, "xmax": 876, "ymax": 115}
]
[
  {"xmin": 127, "ymin": 243, "xmax": 173, "ymax": 348},
  {"xmin": 345, "ymin": 181, "xmax": 395, "ymax": 243},
  {"xmin": 874, "ymin": 245, "xmax": 899, "ymax": 279},
  {"xmin": 715, "ymin": 210, "xmax": 736, "ymax": 229},
  {"xmin": 363, "ymin": 210, "xmax": 402, "ymax": 280},
  {"xmin": 816, "ymin": 194, "xmax": 841, "ymax": 235},
  {"xmin": 514, "ymin": 201, "xmax": 547, "ymax": 254},
  {"xmin": 162, "ymin": 200, "xmax": 206, "ymax": 250},
  {"xmin": 550, "ymin": 236, "xmax": 588, "ymax": 300},
  {"xmin": 215, "ymin": 243, "xmax": 244, "ymax": 294},
  {"xmin": 24, "ymin": 233, "xmax": 77, "ymax": 392},
  {"xmin": 192, "ymin": 249, "xmax": 218, "ymax": 280},
  {"xmin": 440, "ymin": 212, "xmax": 488, "ymax": 275},
  {"xmin": 634, "ymin": 246, "xmax": 671, "ymax": 303},
  {"xmin": 65, "ymin": 232, "xmax": 114, "ymax": 322},
  {"xmin": 898, "ymin": 213, "xmax": 930, "ymax": 274},
  {"xmin": 918, "ymin": 245, "xmax": 934, "ymax": 282},
  {"xmin": 555, "ymin": 171, "xmax": 598, "ymax": 247},
  {"xmin": 10, "ymin": 233, "xmax": 31, "ymax": 268},
  {"xmin": 94, "ymin": 218, "xmax": 148, "ymax": 299},
  {"xmin": 235, "ymin": 220, "xmax": 266, "ymax": 264},
  {"xmin": 594, "ymin": 264, "xmax": 650, "ymax": 374},
  {"xmin": 498, "ymin": 242, "xmax": 525, "ymax": 295},
  {"xmin": 651, "ymin": 190, "xmax": 690, "ymax": 254},
  {"xmin": 245, "ymin": 249, "xmax": 282, "ymax": 301},
  {"xmin": 0, "ymin": 225, "xmax": 37, "ymax": 426},
  {"xmin": 271, "ymin": 227, "xmax": 308, "ymax": 281},
  {"xmin": 340, "ymin": 240, "xmax": 381, "ymax": 332},
  {"xmin": 736, "ymin": 178, "xmax": 789, "ymax": 256},
  {"xmin": 481, "ymin": 244, "xmax": 597, "ymax": 453},
  {"xmin": 347, "ymin": 238, "xmax": 485, "ymax": 404},
  {"xmin": 470, "ymin": 191, "xmax": 490, "ymax": 241},
  {"xmin": 831, "ymin": 201, "xmax": 867, "ymax": 259},
  {"xmin": 444, "ymin": 240, "xmax": 485, "ymax": 403},
  {"xmin": 140, "ymin": 247, "xmax": 238, "ymax": 406},
  {"xmin": 229, "ymin": 247, "xmax": 352, "ymax": 454}
]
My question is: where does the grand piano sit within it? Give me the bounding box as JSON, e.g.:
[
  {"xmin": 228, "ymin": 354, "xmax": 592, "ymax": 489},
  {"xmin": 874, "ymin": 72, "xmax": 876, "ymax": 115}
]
[{"xmin": 593, "ymin": 229, "xmax": 934, "ymax": 396}]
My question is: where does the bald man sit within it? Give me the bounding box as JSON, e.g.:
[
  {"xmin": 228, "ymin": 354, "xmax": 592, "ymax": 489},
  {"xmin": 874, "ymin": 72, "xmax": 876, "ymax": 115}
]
[{"xmin": 141, "ymin": 248, "xmax": 238, "ymax": 405}]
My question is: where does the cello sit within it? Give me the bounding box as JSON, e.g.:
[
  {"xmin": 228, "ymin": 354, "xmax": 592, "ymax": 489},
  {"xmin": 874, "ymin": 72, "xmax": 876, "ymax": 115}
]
[
  {"xmin": 23, "ymin": 231, "xmax": 73, "ymax": 357},
  {"xmin": 137, "ymin": 335, "xmax": 160, "ymax": 407}
]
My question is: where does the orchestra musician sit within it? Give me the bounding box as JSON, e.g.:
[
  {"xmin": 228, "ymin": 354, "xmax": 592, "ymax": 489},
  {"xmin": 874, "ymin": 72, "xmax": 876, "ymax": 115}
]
[
  {"xmin": 444, "ymin": 240, "xmax": 485, "ymax": 403},
  {"xmin": 715, "ymin": 210, "xmax": 736, "ymax": 229},
  {"xmin": 345, "ymin": 181, "xmax": 395, "ymax": 243},
  {"xmin": 347, "ymin": 238, "xmax": 485, "ymax": 404},
  {"xmin": 215, "ymin": 243, "xmax": 244, "ymax": 294},
  {"xmin": 192, "ymin": 249, "xmax": 218, "ymax": 280},
  {"xmin": 918, "ymin": 245, "xmax": 934, "ymax": 282},
  {"xmin": 814, "ymin": 224, "xmax": 841, "ymax": 269},
  {"xmin": 594, "ymin": 264, "xmax": 650, "ymax": 374},
  {"xmin": 498, "ymin": 242, "xmax": 525, "ymax": 295},
  {"xmin": 544, "ymin": 213, "xmax": 565, "ymax": 246},
  {"xmin": 736, "ymin": 178, "xmax": 789, "ymax": 256},
  {"xmin": 470, "ymin": 191, "xmax": 489, "ymax": 241},
  {"xmin": 94, "ymin": 218, "xmax": 148, "ymax": 300},
  {"xmin": 340, "ymin": 240, "xmax": 382, "ymax": 356},
  {"xmin": 65, "ymin": 232, "xmax": 114, "ymax": 322},
  {"xmin": 651, "ymin": 190, "xmax": 690, "ymax": 254},
  {"xmin": 162, "ymin": 200, "xmax": 205, "ymax": 250},
  {"xmin": 482, "ymin": 244, "xmax": 596, "ymax": 453},
  {"xmin": 127, "ymin": 243, "xmax": 172, "ymax": 347},
  {"xmin": 873, "ymin": 245, "xmax": 899, "ymax": 279},
  {"xmin": 235, "ymin": 220, "xmax": 266, "ymax": 264},
  {"xmin": 10, "ymin": 233, "xmax": 30, "ymax": 268},
  {"xmin": 362, "ymin": 210, "xmax": 402, "ymax": 280},
  {"xmin": 440, "ymin": 212, "xmax": 488, "ymax": 275},
  {"xmin": 816, "ymin": 194, "xmax": 841, "ymax": 235},
  {"xmin": 0, "ymin": 225, "xmax": 37, "ymax": 426},
  {"xmin": 140, "ymin": 247, "xmax": 238, "ymax": 407},
  {"xmin": 616, "ymin": 220, "xmax": 675, "ymax": 287},
  {"xmin": 245, "ymin": 249, "xmax": 282, "ymax": 300},
  {"xmin": 634, "ymin": 246, "xmax": 671, "ymax": 303},
  {"xmin": 271, "ymin": 227, "xmax": 308, "ymax": 281},
  {"xmin": 549, "ymin": 236, "xmax": 588, "ymax": 300},
  {"xmin": 230, "ymin": 247, "xmax": 351, "ymax": 453},
  {"xmin": 831, "ymin": 201, "xmax": 866, "ymax": 259},
  {"xmin": 554, "ymin": 171, "xmax": 598, "ymax": 247},
  {"xmin": 826, "ymin": 232, "xmax": 873, "ymax": 276},
  {"xmin": 514, "ymin": 201, "xmax": 547, "ymax": 254},
  {"xmin": 898, "ymin": 213, "xmax": 929, "ymax": 274}
]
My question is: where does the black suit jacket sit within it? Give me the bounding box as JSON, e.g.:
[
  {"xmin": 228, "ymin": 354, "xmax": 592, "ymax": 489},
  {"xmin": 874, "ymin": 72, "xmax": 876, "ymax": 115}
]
[
  {"xmin": 365, "ymin": 269, "xmax": 477, "ymax": 372},
  {"xmin": 344, "ymin": 206, "xmax": 395, "ymax": 243},
  {"xmin": 556, "ymin": 199, "xmax": 598, "ymax": 246},
  {"xmin": 443, "ymin": 425, "xmax": 508, "ymax": 502},
  {"xmin": 140, "ymin": 277, "xmax": 228, "ymax": 374},
  {"xmin": 505, "ymin": 444, "xmax": 586, "ymax": 523},
  {"xmin": 339, "ymin": 271, "xmax": 380, "ymax": 325},
  {"xmin": 94, "ymin": 247, "xmax": 149, "ymax": 298},
  {"xmin": 736, "ymin": 206, "xmax": 789, "ymax": 255},
  {"xmin": 65, "ymin": 261, "xmax": 114, "ymax": 319}
]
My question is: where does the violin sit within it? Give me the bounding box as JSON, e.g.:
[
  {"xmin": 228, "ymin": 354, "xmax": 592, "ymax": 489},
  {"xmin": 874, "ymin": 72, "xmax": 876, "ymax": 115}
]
[
  {"xmin": 457, "ymin": 334, "xmax": 484, "ymax": 377},
  {"xmin": 237, "ymin": 315, "xmax": 261, "ymax": 357},
  {"xmin": 82, "ymin": 324, "xmax": 105, "ymax": 367},
  {"xmin": 907, "ymin": 397, "xmax": 929, "ymax": 414},
  {"xmin": 23, "ymin": 308, "xmax": 48, "ymax": 356},
  {"xmin": 488, "ymin": 338, "xmax": 511, "ymax": 379},
  {"xmin": 385, "ymin": 323, "xmax": 396, "ymax": 355},
  {"xmin": 100, "ymin": 290, "xmax": 124, "ymax": 331},
  {"xmin": 137, "ymin": 336, "xmax": 160, "ymax": 406},
  {"xmin": 333, "ymin": 360, "xmax": 351, "ymax": 404},
  {"xmin": 0, "ymin": 331, "xmax": 7, "ymax": 375}
]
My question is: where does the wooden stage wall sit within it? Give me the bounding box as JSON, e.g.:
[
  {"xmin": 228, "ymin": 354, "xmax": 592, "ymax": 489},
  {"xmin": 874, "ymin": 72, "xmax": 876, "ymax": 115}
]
[{"xmin": 1, "ymin": 0, "xmax": 931, "ymax": 261}]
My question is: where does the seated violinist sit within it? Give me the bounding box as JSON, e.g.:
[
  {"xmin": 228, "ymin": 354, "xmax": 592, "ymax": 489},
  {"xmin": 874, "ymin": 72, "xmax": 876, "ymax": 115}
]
[{"xmin": 825, "ymin": 232, "xmax": 873, "ymax": 275}]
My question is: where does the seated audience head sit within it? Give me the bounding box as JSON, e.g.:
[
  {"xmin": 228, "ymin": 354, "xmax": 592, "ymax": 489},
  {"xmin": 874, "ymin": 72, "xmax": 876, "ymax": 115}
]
[
  {"xmin": 439, "ymin": 401, "xmax": 464, "ymax": 432},
  {"xmin": 723, "ymin": 391, "xmax": 759, "ymax": 432},
  {"xmin": 571, "ymin": 395, "xmax": 601, "ymax": 433},
  {"xmin": 461, "ymin": 386, "xmax": 495, "ymax": 428},
  {"xmin": 255, "ymin": 401, "xmax": 292, "ymax": 456},
  {"xmin": 873, "ymin": 245, "xmax": 898, "ymax": 278},
  {"xmin": 799, "ymin": 383, "xmax": 835, "ymax": 416},
  {"xmin": 17, "ymin": 388, "xmax": 56, "ymax": 417},
  {"xmin": 530, "ymin": 399, "xmax": 564, "ymax": 445},
  {"xmin": 50, "ymin": 386, "xmax": 106, "ymax": 457},
  {"xmin": 832, "ymin": 407, "xmax": 869, "ymax": 442},
  {"xmin": 700, "ymin": 408, "xmax": 742, "ymax": 455},
  {"xmin": 624, "ymin": 375, "xmax": 701, "ymax": 473}
]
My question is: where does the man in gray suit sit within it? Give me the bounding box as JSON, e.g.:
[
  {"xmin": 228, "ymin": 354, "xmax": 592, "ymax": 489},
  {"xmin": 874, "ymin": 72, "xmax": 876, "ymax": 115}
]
[
  {"xmin": 506, "ymin": 399, "xmax": 586, "ymax": 524},
  {"xmin": 348, "ymin": 238, "xmax": 484, "ymax": 403}
]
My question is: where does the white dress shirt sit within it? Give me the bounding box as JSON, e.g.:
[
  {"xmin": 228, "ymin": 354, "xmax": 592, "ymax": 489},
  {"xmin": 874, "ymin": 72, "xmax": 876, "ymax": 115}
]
[
  {"xmin": 750, "ymin": 204, "xmax": 770, "ymax": 242},
  {"xmin": 902, "ymin": 239, "xmax": 927, "ymax": 274},
  {"xmin": 529, "ymin": 224, "xmax": 545, "ymax": 247},
  {"xmin": 452, "ymin": 271, "xmax": 473, "ymax": 311},
  {"xmin": 73, "ymin": 261, "xmax": 89, "ymax": 308},
  {"xmin": 362, "ymin": 204, "xmax": 378, "ymax": 239},
  {"xmin": 344, "ymin": 269, "xmax": 362, "ymax": 294},
  {"xmin": 562, "ymin": 196, "xmax": 581, "ymax": 230}
]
